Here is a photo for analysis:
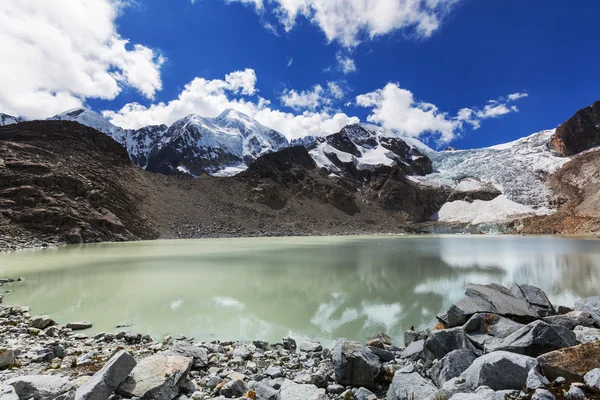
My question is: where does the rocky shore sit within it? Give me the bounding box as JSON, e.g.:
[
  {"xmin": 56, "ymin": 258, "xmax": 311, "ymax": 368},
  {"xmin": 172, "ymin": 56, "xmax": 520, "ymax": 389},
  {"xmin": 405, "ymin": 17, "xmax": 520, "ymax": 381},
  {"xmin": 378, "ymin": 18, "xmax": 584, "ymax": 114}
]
[{"xmin": 1, "ymin": 281, "xmax": 600, "ymax": 400}]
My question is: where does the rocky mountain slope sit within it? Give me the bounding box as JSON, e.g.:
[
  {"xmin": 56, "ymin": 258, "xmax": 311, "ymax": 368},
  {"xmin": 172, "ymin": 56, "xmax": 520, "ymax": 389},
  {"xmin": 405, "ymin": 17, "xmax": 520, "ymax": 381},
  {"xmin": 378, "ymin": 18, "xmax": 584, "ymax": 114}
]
[
  {"xmin": 0, "ymin": 121, "xmax": 159, "ymax": 250},
  {"xmin": 550, "ymin": 100, "xmax": 600, "ymax": 156}
]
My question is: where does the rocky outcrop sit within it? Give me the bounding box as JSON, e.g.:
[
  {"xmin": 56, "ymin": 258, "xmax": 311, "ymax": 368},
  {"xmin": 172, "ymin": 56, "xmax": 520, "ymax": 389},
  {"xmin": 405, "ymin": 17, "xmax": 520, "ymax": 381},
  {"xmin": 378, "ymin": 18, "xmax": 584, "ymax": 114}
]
[
  {"xmin": 550, "ymin": 101, "xmax": 600, "ymax": 156},
  {"xmin": 461, "ymin": 351, "xmax": 538, "ymax": 390},
  {"xmin": 487, "ymin": 320, "xmax": 578, "ymax": 356},
  {"xmin": 75, "ymin": 351, "xmax": 136, "ymax": 400}
]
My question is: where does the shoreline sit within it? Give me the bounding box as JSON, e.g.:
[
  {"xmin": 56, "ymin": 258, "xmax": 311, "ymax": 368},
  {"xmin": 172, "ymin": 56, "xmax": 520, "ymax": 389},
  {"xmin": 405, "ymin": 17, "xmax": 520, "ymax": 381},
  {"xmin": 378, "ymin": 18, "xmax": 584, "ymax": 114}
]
[{"xmin": 2, "ymin": 280, "xmax": 600, "ymax": 399}]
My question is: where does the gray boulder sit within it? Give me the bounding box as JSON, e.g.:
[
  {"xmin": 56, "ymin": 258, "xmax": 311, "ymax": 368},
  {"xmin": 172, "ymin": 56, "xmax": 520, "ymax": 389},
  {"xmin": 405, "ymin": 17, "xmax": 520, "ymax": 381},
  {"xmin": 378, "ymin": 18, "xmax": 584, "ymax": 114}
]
[
  {"xmin": 75, "ymin": 350, "xmax": 136, "ymax": 400},
  {"xmin": 430, "ymin": 349, "xmax": 478, "ymax": 387},
  {"xmin": 66, "ymin": 321, "xmax": 92, "ymax": 330},
  {"xmin": 487, "ymin": 320, "xmax": 577, "ymax": 357},
  {"xmin": 575, "ymin": 297, "xmax": 600, "ymax": 315},
  {"xmin": 448, "ymin": 387, "xmax": 515, "ymax": 400},
  {"xmin": 170, "ymin": 341, "xmax": 209, "ymax": 369},
  {"xmin": 544, "ymin": 311, "xmax": 600, "ymax": 330},
  {"xmin": 0, "ymin": 385, "xmax": 19, "ymax": 400},
  {"xmin": 117, "ymin": 354, "xmax": 192, "ymax": 400},
  {"xmin": 526, "ymin": 367, "xmax": 550, "ymax": 390},
  {"xmin": 574, "ymin": 326, "xmax": 600, "ymax": 344},
  {"xmin": 368, "ymin": 346, "xmax": 395, "ymax": 362},
  {"xmin": 249, "ymin": 382, "xmax": 278, "ymax": 400},
  {"xmin": 386, "ymin": 370, "xmax": 437, "ymax": 400},
  {"xmin": 0, "ymin": 348, "xmax": 17, "ymax": 369},
  {"xmin": 461, "ymin": 351, "xmax": 538, "ymax": 390},
  {"xmin": 463, "ymin": 313, "xmax": 523, "ymax": 338},
  {"xmin": 332, "ymin": 340, "xmax": 381, "ymax": 387},
  {"xmin": 299, "ymin": 341, "xmax": 322, "ymax": 353},
  {"xmin": 29, "ymin": 315, "xmax": 56, "ymax": 330},
  {"xmin": 400, "ymin": 340, "xmax": 425, "ymax": 361},
  {"xmin": 584, "ymin": 368, "xmax": 600, "ymax": 392},
  {"xmin": 532, "ymin": 389, "xmax": 556, "ymax": 400},
  {"xmin": 404, "ymin": 330, "xmax": 429, "ymax": 347},
  {"xmin": 232, "ymin": 346, "xmax": 252, "ymax": 361},
  {"xmin": 5, "ymin": 375, "xmax": 76, "ymax": 400},
  {"xmin": 564, "ymin": 385, "xmax": 587, "ymax": 400},
  {"xmin": 278, "ymin": 380, "xmax": 326, "ymax": 400},
  {"xmin": 423, "ymin": 327, "xmax": 478, "ymax": 361},
  {"xmin": 444, "ymin": 283, "xmax": 547, "ymax": 327},
  {"xmin": 355, "ymin": 387, "xmax": 377, "ymax": 400},
  {"xmin": 511, "ymin": 283, "xmax": 556, "ymax": 317},
  {"xmin": 219, "ymin": 379, "xmax": 248, "ymax": 398}
]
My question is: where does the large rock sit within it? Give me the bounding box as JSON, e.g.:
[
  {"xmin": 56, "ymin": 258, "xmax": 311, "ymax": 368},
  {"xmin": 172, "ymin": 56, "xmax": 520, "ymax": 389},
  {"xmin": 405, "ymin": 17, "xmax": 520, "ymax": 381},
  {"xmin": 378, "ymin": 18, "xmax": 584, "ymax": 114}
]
[
  {"xmin": 443, "ymin": 283, "xmax": 548, "ymax": 328},
  {"xmin": 544, "ymin": 311, "xmax": 600, "ymax": 330},
  {"xmin": 584, "ymin": 368, "xmax": 600, "ymax": 392},
  {"xmin": 0, "ymin": 385, "xmax": 19, "ymax": 400},
  {"xmin": 66, "ymin": 321, "xmax": 92, "ymax": 331},
  {"xmin": 461, "ymin": 351, "xmax": 538, "ymax": 390},
  {"xmin": 448, "ymin": 387, "xmax": 515, "ymax": 400},
  {"xmin": 574, "ymin": 297, "xmax": 600, "ymax": 315},
  {"xmin": 278, "ymin": 380, "xmax": 326, "ymax": 400},
  {"xmin": 5, "ymin": 375, "xmax": 76, "ymax": 400},
  {"xmin": 219, "ymin": 379, "xmax": 248, "ymax": 398},
  {"xmin": 248, "ymin": 382, "xmax": 278, "ymax": 400},
  {"xmin": 423, "ymin": 327, "xmax": 479, "ymax": 361},
  {"xmin": 463, "ymin": 313, "xmax": 524, "ymax": 338},
  {"xmin": 526, "ymin": 367, "xmax": 550, "ymax": 390},
  {"xmin": 332, "ymin": 340, "xmax": 381, "ymax": 387},
  {"xmin": 75, "ymin": 350, "xmax": 136, "ymax": 400},
  {"xmin": 430, "ymin": 349, "xmax": 478, "ymax": 387},
  {"xmin": 0, "ymin": 348, "xmax": 17, "ymax": 369},
  {"xmin": 538, "ymin": 340, "xmax": 600, "ymax": 382},
  {"xmin": 117, "ymin": 354, "xmax": 192, "ymax": 400},
  {"xmin": 170, "ymin": 341, "xmax": 209, "ymax": 369},
  {"xmin": 574, "ymin": 326, "xmax": 600, "ymax": 344},
  {"xmin": 487, "ymin": 320, "xmax": 577, "ymax": 357},
  {"xmin": 386, "ymin": 370, "xmax": 437, "ymax": 400},
  {"xmin": 29, "ymin": 315, "xmax": 56, "ymax": 330},
  {"xmin": 511, "ymin": 283, "xmax": 556, "ymax": 317}
]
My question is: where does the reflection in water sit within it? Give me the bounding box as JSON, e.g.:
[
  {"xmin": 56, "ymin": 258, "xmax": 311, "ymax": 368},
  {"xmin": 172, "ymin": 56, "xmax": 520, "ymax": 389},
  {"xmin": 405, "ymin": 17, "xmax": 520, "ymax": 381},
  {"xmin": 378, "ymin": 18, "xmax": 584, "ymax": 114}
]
[{"xmin": 0, "ymin": 235, "xmax": 599, "ymax": 346}]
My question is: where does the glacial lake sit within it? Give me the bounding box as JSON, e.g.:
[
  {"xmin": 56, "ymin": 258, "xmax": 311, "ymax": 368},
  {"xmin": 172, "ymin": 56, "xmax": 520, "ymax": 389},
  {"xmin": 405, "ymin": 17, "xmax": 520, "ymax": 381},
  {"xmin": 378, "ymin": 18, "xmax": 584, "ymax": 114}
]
[{"xmin": 1, "ymin": 235, "xmax": 599, "ymax": 347}]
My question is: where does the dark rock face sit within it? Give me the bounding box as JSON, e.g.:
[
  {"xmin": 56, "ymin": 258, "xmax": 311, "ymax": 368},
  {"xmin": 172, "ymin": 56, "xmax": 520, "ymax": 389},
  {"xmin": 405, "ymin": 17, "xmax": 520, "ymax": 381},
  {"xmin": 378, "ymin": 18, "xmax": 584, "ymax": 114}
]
[
  {"xmin": 332, "ymin": 340, "xmax": 381, "ymax": 388},
  {"xmin": 0, "ymin": 121, "xmax": 158, "ymax": 248},
  {"xmin": 550, "ymin": 101, "xmax": 600, "ymax": 156}
]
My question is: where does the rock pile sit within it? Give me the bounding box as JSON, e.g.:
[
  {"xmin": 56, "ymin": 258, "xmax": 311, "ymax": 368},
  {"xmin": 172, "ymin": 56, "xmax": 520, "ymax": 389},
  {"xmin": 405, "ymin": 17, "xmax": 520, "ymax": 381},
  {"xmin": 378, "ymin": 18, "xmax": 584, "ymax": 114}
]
[{"xmin": 1, "ymin": 282, "xmax": 600, "ymax": 399}]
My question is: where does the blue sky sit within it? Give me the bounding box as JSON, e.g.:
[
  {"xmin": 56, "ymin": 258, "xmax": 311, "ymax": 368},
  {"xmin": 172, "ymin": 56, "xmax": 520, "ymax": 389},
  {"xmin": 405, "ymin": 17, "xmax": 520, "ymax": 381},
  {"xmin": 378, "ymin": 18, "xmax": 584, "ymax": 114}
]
[{"xmin": 2, "ymin": 0, "xmax": 599, "ymax": 149}]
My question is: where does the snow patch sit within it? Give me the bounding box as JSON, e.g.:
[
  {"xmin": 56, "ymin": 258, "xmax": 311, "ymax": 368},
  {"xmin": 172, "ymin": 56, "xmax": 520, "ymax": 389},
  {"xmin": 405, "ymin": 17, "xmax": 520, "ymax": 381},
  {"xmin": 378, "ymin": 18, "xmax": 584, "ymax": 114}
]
[{"xmin": 434, "ymin": 195, "xmax": 553, "ymax": 225}]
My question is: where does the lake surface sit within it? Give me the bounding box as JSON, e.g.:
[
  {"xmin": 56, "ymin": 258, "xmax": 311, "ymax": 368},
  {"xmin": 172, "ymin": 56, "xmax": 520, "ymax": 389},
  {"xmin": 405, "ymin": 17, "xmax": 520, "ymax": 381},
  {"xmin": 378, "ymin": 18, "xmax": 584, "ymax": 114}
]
[{"xmin": 1, "ymin": 235, "xmax": 599, "ymax": 347}]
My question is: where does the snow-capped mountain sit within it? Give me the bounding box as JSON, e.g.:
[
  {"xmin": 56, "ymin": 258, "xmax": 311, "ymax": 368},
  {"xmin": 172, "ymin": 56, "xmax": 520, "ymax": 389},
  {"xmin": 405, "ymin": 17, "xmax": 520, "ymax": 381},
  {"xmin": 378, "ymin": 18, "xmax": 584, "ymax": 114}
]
[
  {"xmin": 50, "ymin": 108, "xmax": 127, "ymax": 141},
  {"xmin": 0, "ymin": 113, "xmax": 23, "ymax": 126},
  {"xmin": 307, "ymin": 123, "xmax": 433, "ymax": 177},
  {"xmin": 145, "ymin": 109, "xmax": 289, "ymax": 176}
]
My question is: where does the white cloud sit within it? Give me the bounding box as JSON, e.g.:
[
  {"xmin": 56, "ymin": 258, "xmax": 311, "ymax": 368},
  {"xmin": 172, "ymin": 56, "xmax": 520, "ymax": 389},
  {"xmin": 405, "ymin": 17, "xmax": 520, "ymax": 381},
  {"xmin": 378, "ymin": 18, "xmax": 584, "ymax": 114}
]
[
  {"xmin": 286, "ymin": 57, "xmax": 294, "ymax": 67},
  {"xmin": 281, "ymin": 85, "xmax": 326, "ymax": 110},
  {"xmin": 336, "ymin": 53, "xmax": 357, "ymax": 74},
  {"xmin": 508, "ymin": 92, "xmax": 528, "ymax": 101},
  {"xmin": 222, "ymin": 0, "xmax": 462, "ymax": 47},
  {"xmin": 327, "ymin": 81, "xmax": 345, "ymax": 99},
  {"xmin": 104, "ymin": 69, "xmax": 359, "ymax": 140},
  {"xmin": 356, "ymin": 83, "xmax": 528, "ymax": 144},
  {"xmin": 0, "ymin": 0, "xmax": 165, "ymax": 119}
]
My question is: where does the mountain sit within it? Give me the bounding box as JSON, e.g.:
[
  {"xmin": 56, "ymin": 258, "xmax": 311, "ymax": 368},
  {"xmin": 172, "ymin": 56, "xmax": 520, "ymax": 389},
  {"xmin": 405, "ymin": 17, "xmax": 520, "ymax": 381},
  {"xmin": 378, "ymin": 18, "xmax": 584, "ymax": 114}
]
[
  {"xmin": 0, "ymin": 113, "xmax": 23, "ymax": 126},
  {"xmin": 306, "ymin": 123, "xmax": 433, "ymax": 178},
  {"xmin": 145, "ymin": 109, "xmax": 289, "ymax": 176},
  {"xmin": 550, "ymin": 100, "xmax": 600, "ymax": 156}
]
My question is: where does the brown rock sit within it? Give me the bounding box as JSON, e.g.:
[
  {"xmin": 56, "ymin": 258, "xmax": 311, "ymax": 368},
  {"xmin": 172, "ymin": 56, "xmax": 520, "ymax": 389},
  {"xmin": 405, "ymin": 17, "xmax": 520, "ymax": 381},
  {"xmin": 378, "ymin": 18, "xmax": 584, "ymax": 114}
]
[
  {"xmin": 538, "ymin": 340, "xmax": 600, "ymax": 382},
  {"xmin": 550, "ymin": 101, "xmax": 600, "ymax": 156}
]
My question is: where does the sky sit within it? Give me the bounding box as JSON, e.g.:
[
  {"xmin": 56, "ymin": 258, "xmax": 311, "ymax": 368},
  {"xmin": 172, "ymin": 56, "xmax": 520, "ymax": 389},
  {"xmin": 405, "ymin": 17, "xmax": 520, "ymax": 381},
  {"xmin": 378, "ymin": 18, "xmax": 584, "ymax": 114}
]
[{"xmin": 1, "ymin": 0, "xmax": 599, "ymax": 149}]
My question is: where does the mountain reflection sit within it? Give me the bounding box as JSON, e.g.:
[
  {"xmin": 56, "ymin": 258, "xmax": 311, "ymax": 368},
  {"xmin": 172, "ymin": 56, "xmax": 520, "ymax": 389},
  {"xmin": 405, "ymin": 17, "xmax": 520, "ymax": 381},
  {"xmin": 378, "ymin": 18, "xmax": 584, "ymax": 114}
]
[{"xmin": 1, "ymin": 236, "xmax": 599, "ymax": 345}]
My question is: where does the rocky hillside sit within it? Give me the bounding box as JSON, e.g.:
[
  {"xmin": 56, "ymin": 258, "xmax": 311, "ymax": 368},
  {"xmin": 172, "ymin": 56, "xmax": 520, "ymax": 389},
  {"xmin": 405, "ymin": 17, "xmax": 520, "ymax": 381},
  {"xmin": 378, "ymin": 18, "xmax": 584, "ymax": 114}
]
[
  {"xmin": 0, "ymin": 121, "xmax": 159, "ymax": 250},
  {"xmin": 550, "ymin": 101, "xmax": 600, "ymax": 156}
]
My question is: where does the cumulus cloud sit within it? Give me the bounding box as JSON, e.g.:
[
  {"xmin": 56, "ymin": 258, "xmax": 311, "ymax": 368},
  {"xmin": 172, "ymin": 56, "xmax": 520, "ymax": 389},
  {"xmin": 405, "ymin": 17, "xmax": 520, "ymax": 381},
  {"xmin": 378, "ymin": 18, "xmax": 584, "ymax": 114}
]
[
  {"xmin": 104, "ymin": 69, "xmax": 358, "ymax": 140},
  {"xmin": 221, "ymin": 0, "xmax": 462, "ymax": 47},
  {"xmin": 281, "ymin": 85, "xmax": 326, "ymax": 110},
  {"xmin": 327, "ymin": 81, "xmax": 345, "ymax": 99},
  {"xmin": 0, "ymin": 0, "xmax": 165, "ymax": 119},
  {"xmin": 336, "ymin": 54, "xmax": 357, "ymax": 74},
  {"xmin": 507, "ymin": 92, "xmax": 528, "ymax": 101},
  {"xmin": 356, "ymin": 83, "xmax": 528, "ymax": 144}
]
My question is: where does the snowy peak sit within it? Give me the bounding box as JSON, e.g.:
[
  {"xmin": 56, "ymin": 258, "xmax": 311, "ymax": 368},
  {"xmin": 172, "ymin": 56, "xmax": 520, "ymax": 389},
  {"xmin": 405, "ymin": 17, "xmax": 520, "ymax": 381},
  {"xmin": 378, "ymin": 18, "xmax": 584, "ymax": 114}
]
[
  {"xmin": 309, "ymin": 123, "xmax": 433, "ymax": 176},
  {"xmin": 49, "ymin": 107, "xmax": 124, "ymax": 139},
  {"xmin": 0, "ymin": 113, "xmax": 24, "ymax": 126},
  {"xmin": 146, "ymin": 111, "xmax": 289, "ymax": 177}
]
